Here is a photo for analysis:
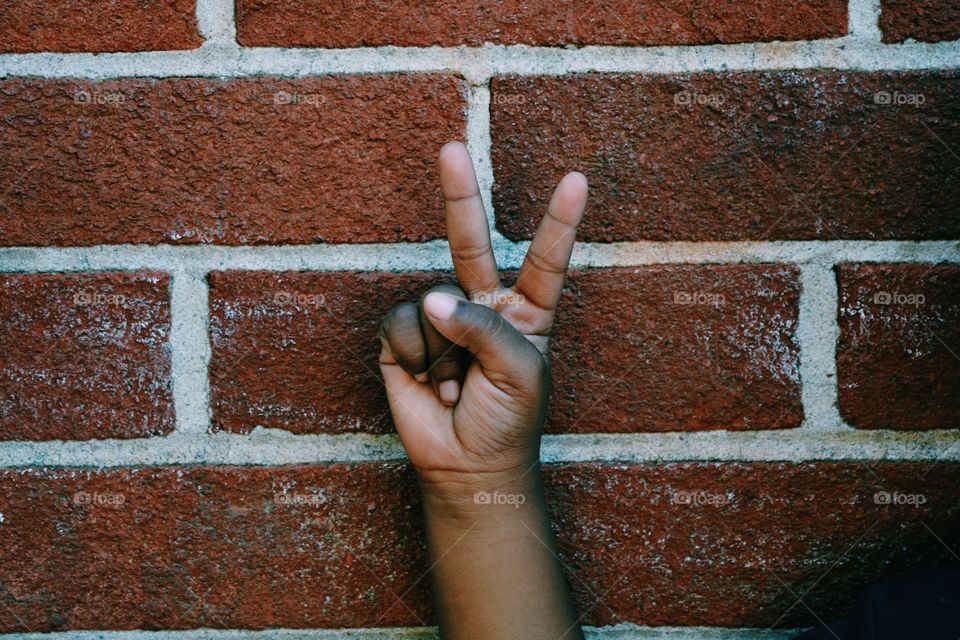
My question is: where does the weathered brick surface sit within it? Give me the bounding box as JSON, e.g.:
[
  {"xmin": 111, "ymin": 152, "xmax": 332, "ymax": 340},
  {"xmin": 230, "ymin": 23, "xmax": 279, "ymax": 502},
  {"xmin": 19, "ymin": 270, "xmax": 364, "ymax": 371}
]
[
  {"xmin": 491, "ymin": 71, "xmax": 960, "ymax": 242},
  {"xmin": 0, "ymin": 272, "xmax": 173, "ymax": 440},
  {"xmin": 548, "ymin": 265, "xmax": 803, "ymax": 432},
  {"xmin": 837, "ymin": 263, "xmax": 960, "ymax": 430},
  {"xmin": 0, "ymin": 0, "xmax": 202, "ymax": 53},
  {"xmin": 546, "ymin": 462, "xmax": 960, "ymax": 627},
  {"xmin": 1, "ymin": 462, "xmax": 957, "ymax": 630},
  {"xmin": 208, "ymin": 270, "xmax": 456, "ymax": 434},
  {"xmin": 209, "ymin": 267, "xmax": 800, "ymax": 435},
  {"xmin": 0, "ymin": 75, "xmax": 466, "ymax": 246},
  {"xmin": 881, "ymin": 0, "xmax": 960, "ymax": 43},
  {"xmin": 236, "ymin": 0, "xmax": 847, "ymax": 48},
  {"xmin": 0, "ymin": 464, "xmax": 429, "ymax": 631}
]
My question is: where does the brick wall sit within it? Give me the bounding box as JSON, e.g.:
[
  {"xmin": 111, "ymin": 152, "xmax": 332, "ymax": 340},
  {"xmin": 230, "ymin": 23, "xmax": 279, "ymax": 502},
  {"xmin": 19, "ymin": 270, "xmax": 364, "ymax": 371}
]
[{"xmin": 0, "ymin": 0, "xmax": 959, "ymax": 638}]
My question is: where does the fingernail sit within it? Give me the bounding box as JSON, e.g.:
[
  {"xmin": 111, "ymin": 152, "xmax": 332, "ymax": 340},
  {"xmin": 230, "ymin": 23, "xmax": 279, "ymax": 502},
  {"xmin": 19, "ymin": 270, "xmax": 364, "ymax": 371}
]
[
  {"xmin": 414, "ymin": 372, "xmax": 429, "ymax": 383},
  {"xmin": 439, "ymin": 379, "xmax": 460, "ymax": 405},
  {"xmin": 424, "ymin": 292, "xmax": 458, "ymax": 321}
]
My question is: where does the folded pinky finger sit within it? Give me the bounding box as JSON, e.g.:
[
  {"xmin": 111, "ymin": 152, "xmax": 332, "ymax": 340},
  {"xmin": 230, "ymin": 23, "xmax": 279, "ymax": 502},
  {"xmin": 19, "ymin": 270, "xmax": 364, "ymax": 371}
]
[{"xmin": 379, "ymin": 302, "xmax": 429, "ymax": 380}]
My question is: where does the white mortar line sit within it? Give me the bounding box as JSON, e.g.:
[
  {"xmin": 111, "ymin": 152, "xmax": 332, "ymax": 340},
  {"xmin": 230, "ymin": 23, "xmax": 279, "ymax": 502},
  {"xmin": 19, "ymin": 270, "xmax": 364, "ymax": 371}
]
[
  {"xmin": 1, "ymin": 429, "xmax": 958, "ymax": 467},
  {"xmin": 848, "ymin": 0, "xmax": 883, "ymax": 41},
  {"xmin": 169, "ymin": 270, "xmax": 212, "ymax": 434},
  {"xmin": 797, "ymin": 263, "xmax": 844, "ymax": 433},
  {"xmin": 195, "ymin": 0, "xmax": 237, "ymax": 43},
  {"xmin": 0, "ymin": 625, "xmax": 799, "ymax": 640},
  {"xmin": 466, "ymin": 83, "xmax": 506, "ymax": 248},
  {"xmin": 568, "ymin": 241, "xmax": 960, "ymax": 267},
  {"xmin": 1, "ymin": 39, "xmax": 960, "ymax": 80},
  {"xmin": 0, "ymin": 241, "xmax": 957, "ymax": 273},
  {"xmin": 584, "ymin": 626, "xmax": 795, "ymax": 640}
]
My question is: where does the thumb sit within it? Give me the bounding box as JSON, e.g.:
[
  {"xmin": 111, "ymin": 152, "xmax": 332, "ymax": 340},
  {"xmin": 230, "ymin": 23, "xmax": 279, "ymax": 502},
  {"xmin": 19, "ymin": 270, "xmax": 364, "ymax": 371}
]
[{"xmin": 422, "ymin": 291, "xmax": 545, "ymax": 389}]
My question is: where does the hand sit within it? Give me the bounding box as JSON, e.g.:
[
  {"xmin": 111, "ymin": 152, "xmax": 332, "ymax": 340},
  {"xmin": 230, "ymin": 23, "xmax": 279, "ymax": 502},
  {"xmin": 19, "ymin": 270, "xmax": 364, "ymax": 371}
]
[{"xmin": 378, "ymin": 141, "xmax": 588, "ymax": 484}]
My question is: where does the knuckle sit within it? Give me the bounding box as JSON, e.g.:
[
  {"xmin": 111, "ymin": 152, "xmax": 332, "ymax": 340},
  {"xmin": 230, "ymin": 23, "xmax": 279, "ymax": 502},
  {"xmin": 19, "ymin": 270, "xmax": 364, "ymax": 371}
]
[
  {"xmin": 525, "ymin": 247, "xmax": 566, "ymax": 275},
  {"xmin": 452, "ymin": 240, "xmax": 493, "ymax": 263},
  {"xmin": 381, "ymin": 303, "xmax": 419, "ymax": 341},
  {"xmin": 380, "ymin": 304, "xmax": 404, "ymax": 335}
]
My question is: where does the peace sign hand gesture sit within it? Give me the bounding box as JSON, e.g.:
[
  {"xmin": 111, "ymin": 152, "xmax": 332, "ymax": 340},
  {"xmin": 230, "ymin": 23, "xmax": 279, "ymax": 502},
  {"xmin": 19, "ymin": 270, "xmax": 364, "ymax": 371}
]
[{"xmin": 379, "ymin": 141, "xmax": 588, "ymax": 484}]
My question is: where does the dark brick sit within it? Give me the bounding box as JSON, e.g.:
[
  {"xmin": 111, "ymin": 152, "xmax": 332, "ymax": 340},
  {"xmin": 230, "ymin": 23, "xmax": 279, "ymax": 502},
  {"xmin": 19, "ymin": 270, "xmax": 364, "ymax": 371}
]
[
  {"xmin": 1, "ymin": 462, "xmax": 957, "ymax": 630},
  {"xmin": 546, "ymin": 461, "xmax": 960, "ymax": 627},
  {"xmin": 0, "ymin": 464, "xmax": 428, "ymax": 631},
  {"xmin": 209, "ymin": 267, "xmax": 800, "ymax": 435},
  {"xmin": 548, "ymin": 265, "xmax": 803, "ymax": 432},
  {"xmin": 0, "ymin": 272, "xmax": 173, "ymax": 440},
  {"xmin": 837, "ymin": 263, "xmax": 960, "ymax": 430},
  {"xmin": 236, "ymin": 0, "xmax": 846, "ymax": 47},
  {"xmin": 208, "ymin": 270, "xmax": 456, "ymax": 434},
  {"xmin": 491, "ymin": 71, "xmax": 960, "ymax": 242},
  {"xmin": 0, "ymin": 0, "xmax": 201, "ymax": 52},
  {"xmin": 0, "ymin": 75, "xmax": 466, "ymax": 246},
  {"xmin": 881, "ymin": 0, "xmax": 960, "ymax": 43}
]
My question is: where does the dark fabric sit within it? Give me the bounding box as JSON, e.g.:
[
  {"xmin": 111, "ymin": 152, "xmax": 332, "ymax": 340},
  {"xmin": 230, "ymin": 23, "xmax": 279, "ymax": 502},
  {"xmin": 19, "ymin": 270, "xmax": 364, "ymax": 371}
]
[{"xmin": 794, "ymin": 565, "xmax": 960, "ymax": 640}]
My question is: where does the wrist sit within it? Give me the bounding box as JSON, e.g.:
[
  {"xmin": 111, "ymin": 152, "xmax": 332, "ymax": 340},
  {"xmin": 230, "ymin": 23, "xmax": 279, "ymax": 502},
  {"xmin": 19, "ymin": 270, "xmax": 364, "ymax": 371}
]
[{"xmin": 417, "ymin": 463, "xmax": 545, "ymax": 521}]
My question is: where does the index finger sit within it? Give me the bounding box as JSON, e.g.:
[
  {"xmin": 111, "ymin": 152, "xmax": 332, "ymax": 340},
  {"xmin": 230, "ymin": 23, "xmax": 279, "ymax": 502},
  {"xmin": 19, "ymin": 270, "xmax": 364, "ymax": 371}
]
[
  {"xmin": 438, "ymin": 141, "xmax": 501, "ymax": 298},
  {"xmin": 514, "ymin": 171, "xmax": 588, "ymax": 317}
]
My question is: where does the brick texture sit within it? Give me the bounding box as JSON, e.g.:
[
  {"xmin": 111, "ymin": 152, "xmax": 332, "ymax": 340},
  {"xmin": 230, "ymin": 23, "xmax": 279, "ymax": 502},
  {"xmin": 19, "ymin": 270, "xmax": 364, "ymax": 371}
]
[
  {"xmin": 547, "ymin": 266, "xmax": 802, "ymax": 432},
  {"xmin": 0, "ymin": 272, "xmax": 174, "ymax": 440},
  {"xmin": 0, "ymin": 75, "xmax": 466, "ymax": 246},
  {"xmin": 209, "ymin": 267, "xmax": 801, "ymax": 435},
  {"xmin": 0, "ymin": 462, "xmax": 957, "ymax": 630},
  {"xmin": 881, "ymin": 0, "xmax": 960, "ymax": 43},
  {"xmin": 546, "ymin": 462, "xmax": 960, "ymax": 628},
  {"xmin": 208, "ymin": 270, "xmax": 455, "ymax": 434},
  {"xmin": 0, "ymin": 464, "xmax": 428, "ymax": 631},
  {"xmin": 235, "ymin": 0, "xmax": 847, "ymax": 48},
  {"xmin": 837, "ymin": 263, "xmax": 960, "ymax": 430},
  {"xmin": 0, "ymin": 0, "xmax": 202, "ymax": 53},
  {"xmin": 491, "ymin": 71, "xmax": 960, "ymax": 242}
]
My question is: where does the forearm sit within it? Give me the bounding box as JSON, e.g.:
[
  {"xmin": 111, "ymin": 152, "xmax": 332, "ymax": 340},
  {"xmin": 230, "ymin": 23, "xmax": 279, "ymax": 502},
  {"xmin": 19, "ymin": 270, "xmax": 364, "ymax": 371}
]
[{"xmin": 419, "ymin": 466, "xmax": 585, "ymax": 640}]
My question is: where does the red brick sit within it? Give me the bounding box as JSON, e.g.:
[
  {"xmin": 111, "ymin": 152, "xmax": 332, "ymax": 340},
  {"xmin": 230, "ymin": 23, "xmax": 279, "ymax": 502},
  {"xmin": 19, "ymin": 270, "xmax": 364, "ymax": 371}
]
[
  {"xmin": 837, "ymin": 263, "xmax": 960, "ymax": 430},
  {"xmin": 209, "ymin": 267, "xmax": 800, "ymax": 435},
  {"xmin": 0, "ymin": 0, "xmax": 201, "ymax": 53},
  {"xmin": 208, "ymin": 270, "xmax": 456, "ymax": 434},
  {"xmin": 1, "ymin": 462, "xmax": 957, "ymax": 630},
  {"xmin": 881, "ymin": 0, "xmax": 960, "ymax": 43},
  {"xmin": 491, "ymin": 71, "xmax": 960, "ymax": 242},
  {"xmin": 546, "ymin": 462, "xmax": 960, "ymax": 627},
  {"xmin": 0, "ymin": 75, "xmax": 466, "ymax": 246},
  {"xmin": 547, "ymin": 265, "xmax": 802, "ymax": 432},
  {"xmin": 236, "ymin": 0, "xmax": 846, "ymax": 47},
  {"xmin": 0, "ymin": 464, "xmax": 428, "ymax": 631},
  {"xmin": 0, "ymin": 272, "xmax": 173, "ymax": 440}
]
